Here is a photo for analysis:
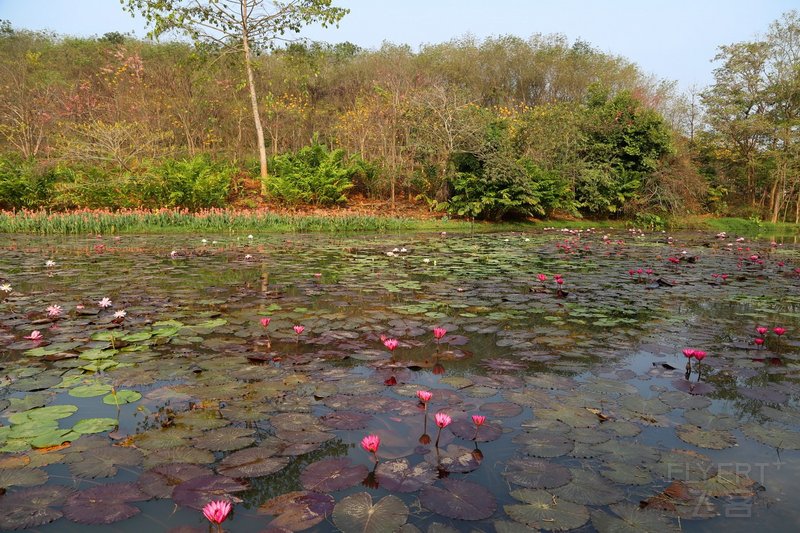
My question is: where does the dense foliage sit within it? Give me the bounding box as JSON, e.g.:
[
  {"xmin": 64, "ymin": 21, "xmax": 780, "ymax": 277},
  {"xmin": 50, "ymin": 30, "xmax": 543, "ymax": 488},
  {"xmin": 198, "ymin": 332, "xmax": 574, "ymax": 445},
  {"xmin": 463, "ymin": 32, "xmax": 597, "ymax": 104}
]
[{"xmin": 0, "ymin": 11, "xmax": 798, "ymax": 220}]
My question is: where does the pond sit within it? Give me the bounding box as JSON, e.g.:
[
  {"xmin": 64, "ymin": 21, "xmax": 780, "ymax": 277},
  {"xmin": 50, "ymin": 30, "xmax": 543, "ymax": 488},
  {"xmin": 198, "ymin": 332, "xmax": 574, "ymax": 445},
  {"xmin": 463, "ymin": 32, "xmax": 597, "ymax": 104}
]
[{"xmin": 0, "ymin": 229, "xmax": 799, "ymax": 532}]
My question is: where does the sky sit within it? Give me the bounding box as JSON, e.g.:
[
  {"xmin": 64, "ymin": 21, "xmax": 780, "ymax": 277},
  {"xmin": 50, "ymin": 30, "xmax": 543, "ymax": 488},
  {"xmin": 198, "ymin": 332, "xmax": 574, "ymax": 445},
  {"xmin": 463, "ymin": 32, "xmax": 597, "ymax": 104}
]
[{"xmin": 1, "ymin": 0, "xmax": 798, "ymax": 92}]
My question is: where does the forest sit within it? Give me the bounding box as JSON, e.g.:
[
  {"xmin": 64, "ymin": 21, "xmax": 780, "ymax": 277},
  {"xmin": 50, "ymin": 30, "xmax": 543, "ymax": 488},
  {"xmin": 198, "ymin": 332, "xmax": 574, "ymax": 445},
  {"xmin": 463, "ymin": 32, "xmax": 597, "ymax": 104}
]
[{"xmin": 0, "ymin": 9, "xmax": 798, "ymax": 223}]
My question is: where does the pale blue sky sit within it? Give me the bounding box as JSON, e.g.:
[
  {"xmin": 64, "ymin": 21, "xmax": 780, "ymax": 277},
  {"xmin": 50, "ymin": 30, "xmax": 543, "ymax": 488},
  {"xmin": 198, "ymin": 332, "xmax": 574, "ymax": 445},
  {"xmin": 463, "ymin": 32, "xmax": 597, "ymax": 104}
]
[{"xmin": 1, "ymin": 0, "xmax": 797, "ymax": 91}]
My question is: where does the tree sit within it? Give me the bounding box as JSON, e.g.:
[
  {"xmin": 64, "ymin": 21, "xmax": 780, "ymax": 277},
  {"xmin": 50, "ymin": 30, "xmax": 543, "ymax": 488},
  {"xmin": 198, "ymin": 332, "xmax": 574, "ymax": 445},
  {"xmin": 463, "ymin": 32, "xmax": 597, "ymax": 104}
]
[{"xmin": 122, "ymin": 0, "xmax": 348, "ymax": 184}]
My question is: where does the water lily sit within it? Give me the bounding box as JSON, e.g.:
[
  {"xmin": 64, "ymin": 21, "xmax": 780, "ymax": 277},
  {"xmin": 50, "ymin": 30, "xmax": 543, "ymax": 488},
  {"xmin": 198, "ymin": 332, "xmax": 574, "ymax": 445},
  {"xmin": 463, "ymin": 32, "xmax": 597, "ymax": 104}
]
[
  {"xmin": 360, "ymin": 434, "xmax": 380, "ymax": 461},
  {"xmin": 773, "ymin": 327, "xmax": 786, "ymax": 336},
  {"xmin": 693, "ymin": 350, "xmax": 707, "ymax": 361},
  {"xmin": 46, "ymin": 305, "xmax": 63, "ymax": 318},
  {"xmin": 435, "ymin": 412, "xmax": 451, "ymax": 428},
  {"xmin": 682, "ymin": 348, "xmax": 695, "ymax": 358},
  {"xmin": 244, "ymin": 254, "xmax": 253, "ymax": 260},
  {"xmin": 0, "ymin": 283, "xmax": 11, "ymax": 293},
  {"xmin": 202, "ymin": 499, "xmax": 231, "ymax": 531},
  {"xmin": 25, "ymin": 330, "xmax": 43, "ymax": 341},
  {"xmin": 260, "ymin": 317, "xmax": 271, "ymax": 328},
  {"xmin": 433, "ymin": 327, "xmax": 446, "ymax": 340},
  {"xmin": 247, "ymin": 234, "xmax": 254, "ymax": 239},
  {"xmin": 755, "ymin": 337, "xmax": 765, "ymax": 347},
  {"xmin": 434, "ymin": 412, "xmax": 451, "ymax": 448},
  {"xmin": 417, "ymin": 390, "xmax": 432, "ymax": 409},
  {"xmin": 472, "ymin": 414, "xmax": 486, "ymax": 440},
  {"xmin": 113, "ymin": 310, "xmax": 127, "ymax": 319},
  {"xmin": 45, "ymin": 260, "xmax": 56, "ymax": 267},
  {"xmin": 383, "ymin": 338, "xmax": 399, "ymax": 351},
  {"xmin": 756, "ymin": 326, "xmax": 768, "ymax": 336},
  {"xmin": 98, "ymin": 297, "xmax": 112, "ymax": 308},
  {"xmin": 537, "ymin": 273, "xmax": 548, "ymax": 282}
]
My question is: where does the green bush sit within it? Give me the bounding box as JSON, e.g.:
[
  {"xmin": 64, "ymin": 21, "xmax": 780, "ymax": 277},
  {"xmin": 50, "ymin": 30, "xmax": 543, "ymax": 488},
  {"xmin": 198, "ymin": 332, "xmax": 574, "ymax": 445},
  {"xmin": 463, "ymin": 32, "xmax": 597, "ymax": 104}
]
[
  {"xmin": 0, "ymin": 154, "xmax": 56, "ymax": 209},
  {"xmin": 266, "ymin": 140, "xmax": 354, "ymax": 206},
  {"xmin": 140, "ymin": 155, "xmax": 234, "ymax": 209}
]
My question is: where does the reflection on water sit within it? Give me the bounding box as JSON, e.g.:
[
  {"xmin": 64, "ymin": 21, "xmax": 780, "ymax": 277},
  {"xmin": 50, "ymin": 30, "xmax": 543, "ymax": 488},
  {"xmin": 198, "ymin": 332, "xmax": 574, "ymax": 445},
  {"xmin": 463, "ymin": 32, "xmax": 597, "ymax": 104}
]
[{"xmin": 0, "ymin": 230, "xmax": 799, "ymax": 532}]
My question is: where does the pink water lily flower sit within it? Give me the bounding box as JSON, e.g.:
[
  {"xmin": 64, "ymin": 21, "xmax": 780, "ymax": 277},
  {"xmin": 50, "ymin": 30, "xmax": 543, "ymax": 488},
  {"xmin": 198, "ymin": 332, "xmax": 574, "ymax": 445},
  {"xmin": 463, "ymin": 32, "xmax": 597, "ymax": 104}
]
[
  {"xmin": 202, "ymin": 499, "xmax": 231, "ymax": 526},
  {"xmin": 361, "ymin": 434, "xmax": 380, "ymax": 455},
  {"xmin": 682, "ymin": 349, "xmax": 695, "ymax": 359},
  {"xmin": 693, "ymin": 350, "xmax": 707, "ymax": 361},
  {"xmin": 537, "ymin": 273, "xmax": 548, "ymax": 282},
  {"xmin": 25, "ymin": 330, "xmax": 43, "ymax": 341},
  {"xmin": 433, "ymin": 327, "xmax": 446, "ymax": 340},
  {"xmin": 773, "ymin": 327, "xmax": 786, "ymax": 336},
  {"xmin": 260, "ymin": 317, "xmax": 271, "ymax": 328},
  {"xmin": 293, "ymin": 325, "xmax": 304, "ymax": 335},
  {"xmin": 756, "ymin": 326, "xmax": 768, "ymax": 336},
  {"xmin": 46, "ymin": 305, "xmax": 63, "ymax": 318},
  {"xmin": 417, "ymin": 390, "xmax": 432, "ymax": 403},
  {"xmin": 383, "ymin": 338, "xmax": 399, "ymax": 351},
  {"xmin": 98, "ymin": 297, "xmax": 112, "ymax": 308},
  {"xmin": 434, "ymin": 412, "xmax": 452, "ymax": 428},
  {"xmin": 472, "ymin": 415, "xmax": 486, "ymax": 426}
]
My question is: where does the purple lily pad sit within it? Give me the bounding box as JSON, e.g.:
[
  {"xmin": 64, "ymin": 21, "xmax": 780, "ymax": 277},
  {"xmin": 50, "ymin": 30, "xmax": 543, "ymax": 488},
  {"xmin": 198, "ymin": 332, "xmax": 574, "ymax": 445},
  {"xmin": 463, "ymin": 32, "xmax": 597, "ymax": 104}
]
[
  {"xmin": 672, "ymin": 380, "xmax": 716, "ymax": 395},
  {"xmin": 420, "ymin": 478, "xmax": 497, "ymax": 520},
  {"xmin": 217, "ymin": 447, "xmax": 290, "ymax": 478},
  {"xmin": 321, "ymin": 410, "xmax": 373, "ymax": 430},
  {"xmin": 375, "ymin": 458, "xmax": 437, "ymax": 492},
  {"xmin": 300, "ymin": 458, "xmax": 369, "ymax": 493},
  {"xmin": 63, "ymin": 482, "xmax": 148, "ymax": 525},
  {"xmin": 448, "ymin": 418, "xmax": 503, "ymax": 442},
  {"xmin": 172, "ymin": 474, "xmax": 247, "ymax": 510},
  {"xmin": 0, "ymin": 485, "xmax": 74, "ymax": 530},
  {"xmin": 137, "ymin": 463, "xmax": 213, "ymax": 499}
]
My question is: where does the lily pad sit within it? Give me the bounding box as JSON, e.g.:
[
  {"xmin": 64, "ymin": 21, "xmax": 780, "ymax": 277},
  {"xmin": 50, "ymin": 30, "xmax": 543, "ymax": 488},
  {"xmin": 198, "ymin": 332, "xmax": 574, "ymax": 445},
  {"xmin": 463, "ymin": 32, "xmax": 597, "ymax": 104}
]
[
  {"xmin": 72, "ymin": 417, "xmax": 119, "ymax": 434},
  {"xmin": 260, "ymin": 491, "xmax": 335, "ymax": 531},
  {"xmin": 420, "ymin": 479, "xmax": 496, "ymax": 520},
  {"xmin": 0, "ymin": 485, "xmax": 74, "ymax": 530},
  {"xmin": 375, "ymin": 458, "xmax": 437, "ymax": 492},
  {"xmin": 424, "ymin": 444, "xmax": 481, "ymax": 473},
  {"xmin": 137, "ymin": 463, "xmax": 213, "ymax": 499},
  {"xmin": 320, "ymin": 410, "xmax": 372, "ymax": 430},
  {"xmin": 591, "ymin": 503, "xmax": 680, "ymax": 533},
  {"xmin": 676, "ymin": 424, "xmax": 737, "ymax": 449},
  {"xmin": 68, "ymin": 445, "xmax": 143, "ymax": 478},
  {"xmin": 103, "ymin": 389, "xmax": 142, "ymax": 405},
  {"xmin": 63, "ymin": 482, "xmax": 148, "ymax": 525},
  {"xmin": 552, "ymin": 469, "xmax": 625, "ymax": 505},
  {"xmin": 332, "ymin": 493, "xmax": 409, "ymax": 533},
  {"xmin": 300, "ymin": 458, "xmax": 369, "ymax": 493},
  {"xmin": 172, "ymin": 474, "xmax": 247, "ymax": 510},
  {"xmin": 0, "ymin": 467, "xmax": 49, "ymax": 489},
  {"xmin": 505, "ymin": 488, "xmax": 589, "ymax": 531},
  {"xmin": 217, "ymin": 446, "xmax": 290, "ymax": 478},
  {"xmin": 503, "ymin": 458, "xmax": 572, "ymax": 489}
]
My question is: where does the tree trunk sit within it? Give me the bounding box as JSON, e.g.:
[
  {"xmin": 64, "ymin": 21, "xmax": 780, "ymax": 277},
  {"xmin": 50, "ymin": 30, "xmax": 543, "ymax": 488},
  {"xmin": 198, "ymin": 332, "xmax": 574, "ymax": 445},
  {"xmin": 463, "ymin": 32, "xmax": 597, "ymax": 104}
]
[{"xmin": 241, "ymin": 0, "xmax": 268, "ymax": 192}]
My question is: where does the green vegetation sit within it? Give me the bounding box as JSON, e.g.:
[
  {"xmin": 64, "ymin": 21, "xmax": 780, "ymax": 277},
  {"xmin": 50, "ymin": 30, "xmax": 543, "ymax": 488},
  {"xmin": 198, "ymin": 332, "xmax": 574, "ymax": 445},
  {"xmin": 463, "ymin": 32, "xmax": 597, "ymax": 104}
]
[{"xmin": 0, "ymin": 11, "xmax": 799, "ymax": 224}]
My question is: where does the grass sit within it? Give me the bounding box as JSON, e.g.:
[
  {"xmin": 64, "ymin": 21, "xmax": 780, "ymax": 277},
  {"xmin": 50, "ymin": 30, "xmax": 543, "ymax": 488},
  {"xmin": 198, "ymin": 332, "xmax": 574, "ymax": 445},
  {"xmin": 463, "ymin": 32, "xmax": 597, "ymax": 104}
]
[
  {"xmin": 669, "ymin": 215, "xmax": 800, "ymax": 237},
  {"xmin": 0, "ymin": 208, "xmax": 527, "ymax": 235},
  {"xmin": 1, "ymin": 208, "xmax": 796, "ymax": 236}
]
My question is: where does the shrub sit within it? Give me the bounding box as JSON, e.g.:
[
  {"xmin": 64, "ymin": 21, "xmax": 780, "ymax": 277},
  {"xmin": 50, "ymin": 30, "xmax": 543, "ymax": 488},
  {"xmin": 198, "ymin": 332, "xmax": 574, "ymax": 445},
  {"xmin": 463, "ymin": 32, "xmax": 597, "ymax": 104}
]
[
  {"xmin": 0, "ymin": 154, "xmax": 56, "ymax": 209},
  {"xmin": 266, "ymin": 139, "xmax": 354, "ymax": 206}
]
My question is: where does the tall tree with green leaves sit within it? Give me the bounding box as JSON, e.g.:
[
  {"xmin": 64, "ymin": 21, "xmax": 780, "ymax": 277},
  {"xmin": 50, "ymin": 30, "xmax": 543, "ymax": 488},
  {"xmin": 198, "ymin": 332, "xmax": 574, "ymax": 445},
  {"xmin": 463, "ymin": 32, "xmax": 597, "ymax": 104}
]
[{"xmin": 122, "ymin": 0, "xmax": 348, "ymax": 184}]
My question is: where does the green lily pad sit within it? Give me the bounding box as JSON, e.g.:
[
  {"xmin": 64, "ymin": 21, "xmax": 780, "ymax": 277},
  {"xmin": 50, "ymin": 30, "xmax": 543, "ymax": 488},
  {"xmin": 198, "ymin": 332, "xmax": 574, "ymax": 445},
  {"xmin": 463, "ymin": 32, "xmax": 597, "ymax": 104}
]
[
  {"xmin": 505, "ymin": 488, "xmax": 589, "ymax": 531},
  {"xmin": 73, "ymin": 418, "xmax": 119, "ymax": 434},
  {"xmin": 103, "ymin": 390, "xmax": 142, "ymax": 405},
  {"xmin": 333, "ymin": 493, "xmax": 409, "ymax": 533}
]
